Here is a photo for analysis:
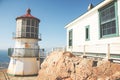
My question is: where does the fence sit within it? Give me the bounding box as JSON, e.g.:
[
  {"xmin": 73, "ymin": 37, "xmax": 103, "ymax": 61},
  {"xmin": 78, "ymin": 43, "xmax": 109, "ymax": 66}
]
[
  {"xmin": 52, "ymin": 47, "xmax": 66, "ymax": 52},
  {"xmin": 0, "ymin": 62, "xmax": 9, "ymax": 69},
  {"xmin": 72, "ymin": 43, "xmax": 120, "ymax": 59},
  {"xmin": 8, "ymin": 48, "xmax": 39, "ymax": 57},
  {"xmin": 12, "ymin": 32, "xmax": 42, "ymax": 40}
]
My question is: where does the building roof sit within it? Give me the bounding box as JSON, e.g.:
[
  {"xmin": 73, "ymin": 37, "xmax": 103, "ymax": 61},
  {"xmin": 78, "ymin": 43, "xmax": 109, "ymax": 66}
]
[{"xmin": 16, "ymin": 8, "xmax": 40, "ymax": 22}]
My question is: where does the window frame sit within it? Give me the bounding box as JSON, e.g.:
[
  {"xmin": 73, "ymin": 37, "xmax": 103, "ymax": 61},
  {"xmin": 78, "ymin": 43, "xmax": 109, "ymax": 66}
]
[
  {"xmin": 20, "ymin": 19, "xmax": 39, "ymax": 38},
  {"xmin": 68, "ymin": 29, "xmax": 73, "ymax": 47},
  {"xmin": 99, "ymin": 0, "xmax": 119, "ymax": 39}
]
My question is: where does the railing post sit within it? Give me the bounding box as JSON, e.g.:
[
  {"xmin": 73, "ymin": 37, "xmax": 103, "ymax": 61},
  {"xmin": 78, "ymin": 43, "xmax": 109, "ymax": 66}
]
[
  {"xmin": 70, "ymin": 46, "xmax": 73, "ymax": 53},
  {"xmin": 83, "ymin": 45, "xmax": 86, "ymax": 56},
  {"xmin": 106, "ymin": 44, "xmax": 110, "ymax": 60}
]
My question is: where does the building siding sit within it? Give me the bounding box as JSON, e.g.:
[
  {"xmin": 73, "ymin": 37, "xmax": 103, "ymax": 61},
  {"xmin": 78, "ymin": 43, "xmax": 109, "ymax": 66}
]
[{"xmin": 66, "ymin": 0, "xmax": 120, "ymax": 56}]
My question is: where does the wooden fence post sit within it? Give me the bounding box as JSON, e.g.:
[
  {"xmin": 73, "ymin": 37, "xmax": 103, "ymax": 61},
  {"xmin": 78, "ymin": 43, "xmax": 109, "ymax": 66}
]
[
  {"xmin": 106, "ymin": 44, "xmax": 110, "ymax": 60},
  {"xmin": 83, "ymin": 45, "xmax": 86, "ymax": 56}
]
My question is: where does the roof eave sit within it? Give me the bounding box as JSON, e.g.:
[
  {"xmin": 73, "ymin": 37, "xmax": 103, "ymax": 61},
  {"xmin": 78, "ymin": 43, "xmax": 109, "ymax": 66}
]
[
  {"xmin": 65, "ymin": 0, "xmax": 114, "ymax": 29},
  {"xmin": 16, "ymin": 17, "xmax": 40, "ymax": 22}
]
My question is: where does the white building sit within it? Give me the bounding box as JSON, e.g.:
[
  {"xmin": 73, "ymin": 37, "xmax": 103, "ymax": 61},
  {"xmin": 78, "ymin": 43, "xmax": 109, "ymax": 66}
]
[
  {"xmin": 7, "ymin": 9, "xmax": 41, "ymax": 76},
  {"xmin": 65, "ymin": 0, "xmax": 120, "ymax": 59}
]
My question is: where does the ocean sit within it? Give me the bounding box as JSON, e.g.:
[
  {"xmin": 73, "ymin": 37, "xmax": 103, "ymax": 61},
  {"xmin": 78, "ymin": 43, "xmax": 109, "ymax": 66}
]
[
  {"xmin": 0, "ymin": 50, "xmax": 10, "ymax": 68},
  {"xmin": 0, "ymin": 50, "xmax": 10, "ymax": 63}
]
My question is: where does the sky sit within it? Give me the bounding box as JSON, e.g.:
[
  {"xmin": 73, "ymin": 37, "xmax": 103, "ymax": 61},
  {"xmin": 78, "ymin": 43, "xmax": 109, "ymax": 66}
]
[{"xmin": 0, "ymin": 0, "xmax": 103, "ymax": 51}]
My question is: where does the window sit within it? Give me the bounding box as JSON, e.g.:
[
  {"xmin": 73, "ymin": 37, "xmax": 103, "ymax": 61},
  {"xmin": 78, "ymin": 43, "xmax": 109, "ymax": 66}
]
[
  {"xmin": 26, "ymin": 33, "xmax": 30, "ymax": 38},
  {"xmin": 31, "ymin": 33, "xmax": 34, "ymax": 38},
  {"xmin": 99, "ymin": 1, "xmax": 118, "ymax": 38},
  {"xmin": 21, "ymin": 27, "xmax": 26, "ymax": 37},
  {"xmin": 19, "ymin": 19, "xmax": 39, "ymax": 38},
  {"xmin": 27, "ymin": 19, "xmax": 30, "ymax": 25},
  {"xmin": 85, "ymin": 25, "xmax": 90, "ymax": 41},
  {"xmin": 68, "ymin": 29, "xmax": 73, "ymax": 47},
  {"xmin": 26, "ymin": 27, "xmax": 30, "ymax": 32},
  {"xmin": 32, "ymin": 19, "xmax": 35, "ymax": 26},
  {"xmin": 22, "ymin": 19, "xmax": 26, "ymax": 25},
  {"xmin": 35, "ymin": 34, "xmax": 38, "ymax": 38},
  {"xmin": 31, "ymin": 27, "xmax": 34, "ymax": 32},
  {"xmin": 36, "ymin": 21, "xmax": 38, "ymax": 27}
]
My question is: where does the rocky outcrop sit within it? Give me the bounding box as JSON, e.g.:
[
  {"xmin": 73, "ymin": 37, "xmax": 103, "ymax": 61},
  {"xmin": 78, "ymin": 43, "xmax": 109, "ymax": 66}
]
[{"xmin": 36, "ymin": 51, "xmax": 120, "ymax": 80}]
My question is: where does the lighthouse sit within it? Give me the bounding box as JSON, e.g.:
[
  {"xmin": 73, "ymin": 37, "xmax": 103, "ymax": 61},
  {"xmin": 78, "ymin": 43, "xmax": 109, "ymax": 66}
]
[{"xmin": 7, "ymin": 8, "xmax": 41, "ymax": 76}]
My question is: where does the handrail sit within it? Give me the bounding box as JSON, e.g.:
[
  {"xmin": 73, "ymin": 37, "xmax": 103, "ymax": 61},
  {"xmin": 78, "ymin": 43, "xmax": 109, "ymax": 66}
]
[{"xmin": 8, "ymin": 48, "xmax": 39, "ymax": 57}]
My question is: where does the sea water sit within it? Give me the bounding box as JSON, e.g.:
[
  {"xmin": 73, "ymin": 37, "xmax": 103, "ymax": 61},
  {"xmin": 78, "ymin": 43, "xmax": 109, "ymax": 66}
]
[{"xmin": 0, "ymin": 50, "xmax": 10, "ymax": 68}]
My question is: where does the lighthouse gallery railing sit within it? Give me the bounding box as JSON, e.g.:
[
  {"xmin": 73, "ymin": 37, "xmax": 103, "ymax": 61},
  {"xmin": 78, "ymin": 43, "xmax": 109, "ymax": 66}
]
[
  {"xmin": 12, "ymin": 32, "xmax": 42, "ymax": 41},
  {"xmin": 8, "ymin": 48, "xmax": 39, "ymax": 57}
]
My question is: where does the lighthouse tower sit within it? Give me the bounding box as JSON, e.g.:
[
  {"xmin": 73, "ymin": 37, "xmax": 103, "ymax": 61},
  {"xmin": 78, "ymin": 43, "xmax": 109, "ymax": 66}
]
[{"xmin": 7, "ymin": 8, "xmax": 41, "ymax": 76}]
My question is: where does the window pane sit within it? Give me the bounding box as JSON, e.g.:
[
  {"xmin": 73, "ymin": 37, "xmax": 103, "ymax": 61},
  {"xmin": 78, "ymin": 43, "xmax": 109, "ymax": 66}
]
[
  {"xmin": 31, "ymin": 27, "xmax": 34, "ymax": 32},
  {"xmin": 31, "ymin": 33, "xmax": 34, "ymax": 38},
  {"xmin": 32, "ymin": 20, "xmax": 34, "ymax": 26},
  {"xmin": 27, "ymin": 19, "xmax": 30, "ymax": 25},
  {"xmin": 69, "ymin": 30, "xmax": 72, "ymax": 46},
  {"xmin": 21, "ymin": 27, "xmax": 26, "ymax": 37},
  {"xmin": 35, "ymin": 28, "xmax": 38, "ymax": 34},
  {"xmin": 86, "ymin": 28, "xmax": 89, "ymax": 39},
  {"xmin": 110, "ymin": 6, "xmax": 115, "ymax": 19},
  {"xmin": 101, "ymin": 20, "xmax": 116, "ymax": 36},
  {"xmin": 26, "ymin": 27, "xmax": 30, "ymax": 32},
  {"xmin": 36, "ymin": 21, "xmax": 38, "ymax": 27},
  {"xmin": 100, "ymin": 5, "xmax": 115, "ymax": 24},
  {"xmin": 26, "ymin": 33, "xmax": 30, "ymax": 38},
  {"xmin": 22, "ymin": 19, "xmax": 26, "ymax": 25},
  {"xmin": 35, "ymin": 34, "xmax": 38, "ymax": 38}
]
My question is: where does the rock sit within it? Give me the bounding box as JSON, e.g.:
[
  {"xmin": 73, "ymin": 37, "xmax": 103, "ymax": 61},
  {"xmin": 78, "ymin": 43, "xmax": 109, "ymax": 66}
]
[{"xmin": 36, "ymin": 51, "xmax": 120, "ymax": 80}]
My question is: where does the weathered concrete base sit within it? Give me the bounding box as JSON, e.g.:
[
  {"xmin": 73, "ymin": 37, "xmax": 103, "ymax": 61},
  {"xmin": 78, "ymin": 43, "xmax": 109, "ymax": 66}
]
[{"xmin": 7, "ymin": 57, "xmax": 39, "ymax": 76}]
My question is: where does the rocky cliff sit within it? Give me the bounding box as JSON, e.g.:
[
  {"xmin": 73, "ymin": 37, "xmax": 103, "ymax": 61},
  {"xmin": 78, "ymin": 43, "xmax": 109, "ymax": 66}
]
[{"xmin": 36, "ymin": 51, "xmax": 120, "ymax": 80}]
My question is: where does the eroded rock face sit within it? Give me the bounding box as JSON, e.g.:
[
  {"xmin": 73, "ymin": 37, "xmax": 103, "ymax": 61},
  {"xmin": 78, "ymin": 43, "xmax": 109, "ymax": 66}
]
[{"xmin": 36, "ymin": 51, "xmax": 120, "ymax": 80}]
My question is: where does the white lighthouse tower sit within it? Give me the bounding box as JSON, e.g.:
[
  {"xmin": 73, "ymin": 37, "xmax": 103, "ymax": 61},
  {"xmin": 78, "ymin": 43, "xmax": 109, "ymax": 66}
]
[{"xmin": 7, "ymin": 8, "xmax": 41, "ymax": 76}]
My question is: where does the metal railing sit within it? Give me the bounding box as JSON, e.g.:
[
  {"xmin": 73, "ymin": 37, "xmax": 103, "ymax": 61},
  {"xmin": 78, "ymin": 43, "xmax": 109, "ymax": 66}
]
[
  {"xmin": 40, "ymin": 49, "xmax": 46, "ymax": 58},
  {"xmin": 0, "ymin": 62, "xmax": 9, "ymax": 69},
  {"xmin": 8, "ymin": 48, "xmax": 39, "ymax": 57},
  {"xmin": 52, "ymin": 47, "xmax": 66, "ymax": 52},
  {"xmin": 12, "ymin": 32, "xmax": 42, "ymax": 40}
]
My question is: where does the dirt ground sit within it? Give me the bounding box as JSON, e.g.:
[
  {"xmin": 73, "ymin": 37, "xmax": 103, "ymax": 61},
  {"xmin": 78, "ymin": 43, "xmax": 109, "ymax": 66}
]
[{"xmin": 0, "ymin": 69, "xmax": 37, "ymax": 80}]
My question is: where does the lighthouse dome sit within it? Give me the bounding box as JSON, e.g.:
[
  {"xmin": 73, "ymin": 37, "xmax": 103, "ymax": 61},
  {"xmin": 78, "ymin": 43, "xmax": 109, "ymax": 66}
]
[{"xmin": 16, "ymin": 8, "xmax": 40, "ymax": 22}]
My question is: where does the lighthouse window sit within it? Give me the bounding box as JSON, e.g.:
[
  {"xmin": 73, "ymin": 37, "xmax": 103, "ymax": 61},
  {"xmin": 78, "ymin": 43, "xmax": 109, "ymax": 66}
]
[
  {"xmin": 26, "ymin": 33, "xmax": 30, "ymax": 38},
  {"xmin": 35, "ymin": 28, "xmax": 38, "ymax": 34},
  {"xmin": 31, "ymin": 33, "xmax": 34, "ymax": 38},
  {"xmin": 35, "ymin": 34, "xmax": 38, "ymax": 38},
  {"xmin": 26, "ymin": 27, "xmax": 30, "ymax": 32},
  {"xmin": 27, "ymin": 19, "xmax": 30, "ymax": 25},
  {"xmin": 22, "ymin": 19, "xmax": 26, "ymax": 25},
  {"xmin": 32, "ymin": 20, "xmax": 35, "ymax": 26},
  {"xmin": 31, "ymin": 27, "xmax": 34, "ymax": 32},
  {"xmin": 22, "ymin": 27, "xmax": 25, "ymax": 32},
  {"xmin": 36, "ymin": 21, "xmax": 38, "ymax": 27}
]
